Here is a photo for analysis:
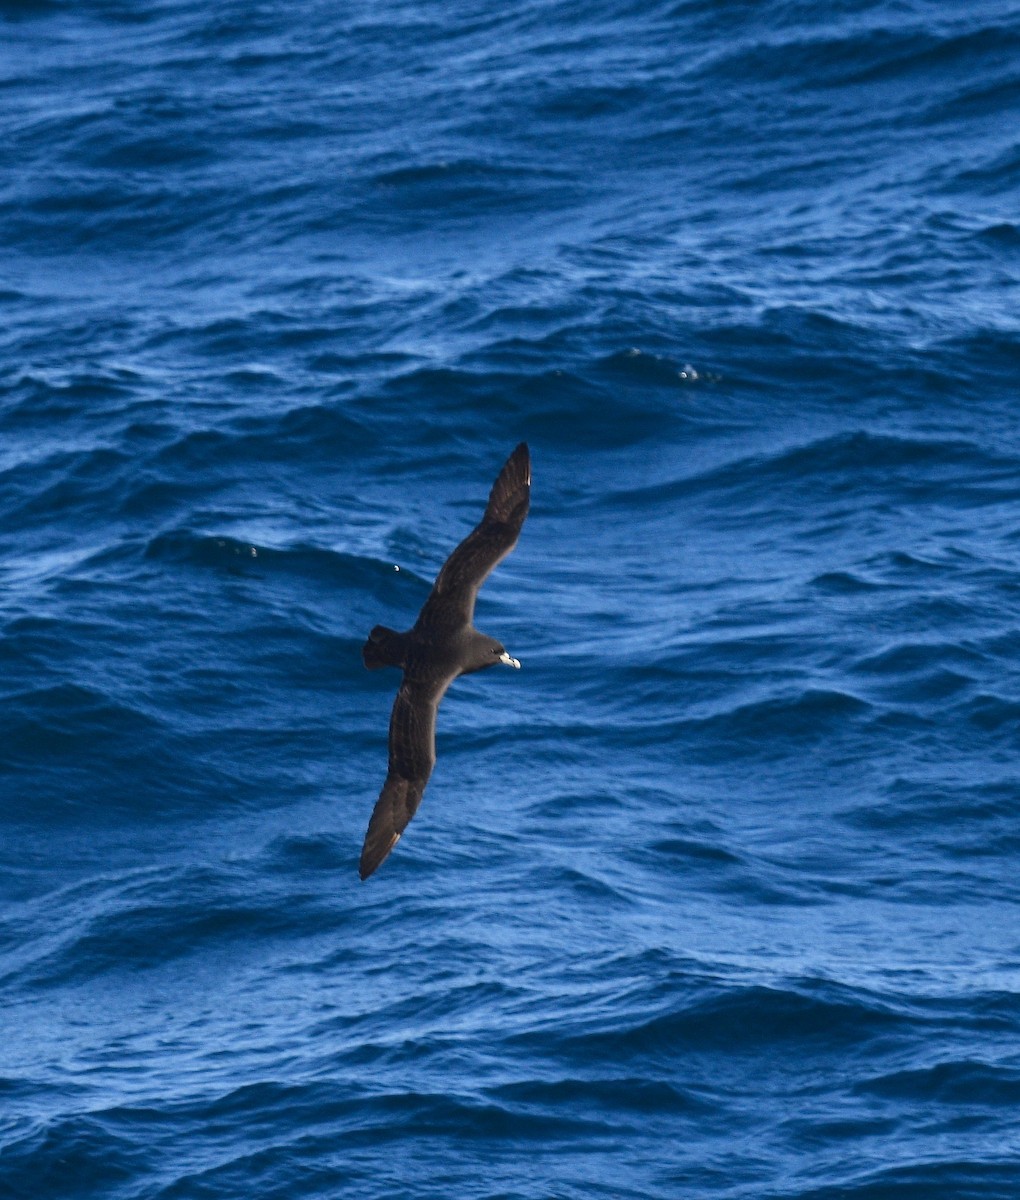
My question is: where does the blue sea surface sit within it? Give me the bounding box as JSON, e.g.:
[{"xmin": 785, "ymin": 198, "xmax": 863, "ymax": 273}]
[{"xmin": 2, "ymin": 1, "xmax": 1020, "ymax": 1196}]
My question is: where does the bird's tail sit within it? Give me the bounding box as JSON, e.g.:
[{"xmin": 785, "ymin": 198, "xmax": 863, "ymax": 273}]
[{"xmin": 362, "ymin": 625, "xmax": 408, "ymax": 670}]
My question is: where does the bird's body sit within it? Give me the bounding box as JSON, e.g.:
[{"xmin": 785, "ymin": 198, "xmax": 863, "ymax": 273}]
[{"xmin": 359, "ymin": 443, "xmax": 530, "ymax": 879}]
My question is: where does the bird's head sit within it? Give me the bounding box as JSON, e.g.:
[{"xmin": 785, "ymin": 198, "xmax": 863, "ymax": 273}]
[{"xmin": 465, "ymin": 632, "xmax": 520, "ymax": 673}]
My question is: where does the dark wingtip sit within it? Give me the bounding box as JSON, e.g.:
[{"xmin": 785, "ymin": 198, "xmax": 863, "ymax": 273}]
[
  {"xmin": 359, "ymin": 830, "xmax": 400, "ymax": 881},
  {"xmin": 358, "ymin": 849, "xmax": 378, "ymax": 881},
  {"xmin": 486, "ymin": 443, "xmax": 531, "ymax": 523},
  {"xmin": 358, "ymin": 842, "xmax": 380, "ymax": 880}
]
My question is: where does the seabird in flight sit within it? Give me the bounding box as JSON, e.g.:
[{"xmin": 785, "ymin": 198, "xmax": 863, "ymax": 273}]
[{"xmin": 359, "ymin": 443, "xmax": 530, "ymax": 879}]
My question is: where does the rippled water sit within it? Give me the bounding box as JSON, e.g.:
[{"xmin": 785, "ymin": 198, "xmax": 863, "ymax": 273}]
[{"xmin": 2, "ymin": 2, "xmax": 1020, "ymax": 1197}]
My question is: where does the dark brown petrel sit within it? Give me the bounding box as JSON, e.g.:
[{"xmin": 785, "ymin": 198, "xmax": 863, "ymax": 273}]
[{"xmin": 359, "ymin": 443, "xmax": 531, "ymax": 880}]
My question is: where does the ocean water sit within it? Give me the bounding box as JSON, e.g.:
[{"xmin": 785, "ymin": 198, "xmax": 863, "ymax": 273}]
[{"xmin": 2, "ymin": 0, "xmax": 1020, "ymax": 1196}]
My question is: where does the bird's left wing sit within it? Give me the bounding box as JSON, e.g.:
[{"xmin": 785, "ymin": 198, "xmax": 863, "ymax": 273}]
[{"xmin": 416, "ymin": 443, "xmax": 530, "ymax": 632}]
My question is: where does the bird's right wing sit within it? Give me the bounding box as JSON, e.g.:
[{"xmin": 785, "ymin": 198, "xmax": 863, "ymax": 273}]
[
  {"xmin": 417, "ymin": 443, "xmax": 530, "ymax": 631},
  {"xmin": 359, "ymin": 677, "xmax": 440, "ymax": 880}
]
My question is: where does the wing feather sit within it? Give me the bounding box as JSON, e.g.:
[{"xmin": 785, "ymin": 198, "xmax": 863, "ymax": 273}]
[
  {"xmin": 417, "ymin": 443, "xmax": 530, "ymax": 631},
  {"xmin": 359, "ymin": 678, "xmax": 439, "ymax": 880}
]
